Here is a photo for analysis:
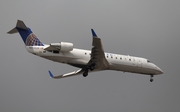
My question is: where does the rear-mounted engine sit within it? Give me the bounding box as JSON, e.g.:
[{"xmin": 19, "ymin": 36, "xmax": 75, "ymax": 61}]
[{"xmin": 50, "ymin": 42, "xmax": 73, "ymax": 52}]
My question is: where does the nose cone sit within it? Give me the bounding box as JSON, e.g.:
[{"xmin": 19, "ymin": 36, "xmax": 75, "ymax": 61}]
[{"xmin": 155, "ymin": 66, "xmax": 163, "ymax": 75}]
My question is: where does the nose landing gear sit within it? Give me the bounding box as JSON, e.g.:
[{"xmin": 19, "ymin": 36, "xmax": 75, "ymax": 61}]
[{"xmin": 150, "ymin": 75, "xmax": 154, "ymax": 82}]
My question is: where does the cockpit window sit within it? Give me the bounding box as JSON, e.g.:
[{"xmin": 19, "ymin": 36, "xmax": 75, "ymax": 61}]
[{"xmin": 147, "ymin": 60, "xmax": 150, "ymax": 63}]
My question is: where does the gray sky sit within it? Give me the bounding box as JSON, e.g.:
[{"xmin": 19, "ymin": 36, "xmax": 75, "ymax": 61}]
[{"xmin": 0, "ymin": 0, "xmax": 180, "ymax": 112}]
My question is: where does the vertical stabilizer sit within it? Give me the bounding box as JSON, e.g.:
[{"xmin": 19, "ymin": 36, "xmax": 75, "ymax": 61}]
[{"xmin": 7, "ymin": 20, "xmax": 44, "ymax": 46}]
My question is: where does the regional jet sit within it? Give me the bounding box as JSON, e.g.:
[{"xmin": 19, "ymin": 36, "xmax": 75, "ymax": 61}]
[{"xmin": 8, "ymin": 20, "xmax": 163, "ymax": 82}]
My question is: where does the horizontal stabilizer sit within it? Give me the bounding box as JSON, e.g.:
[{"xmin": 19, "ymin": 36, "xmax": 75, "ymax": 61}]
[
  {"xmin": 7, "ymin": 20, "xmax": 28, "ymax": 34},
  {"xmin": 7, "ymin": 28, "xmax": 18, "ymax": 34}
]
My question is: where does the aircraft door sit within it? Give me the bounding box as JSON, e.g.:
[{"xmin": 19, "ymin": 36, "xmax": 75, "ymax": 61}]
[{"xmin": 137, "ymin": 59, "xmax": 142, "ymax": 67}]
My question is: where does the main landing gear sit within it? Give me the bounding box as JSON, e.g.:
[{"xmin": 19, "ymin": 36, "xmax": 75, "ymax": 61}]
[
  {"xmin": 150, "ymin": 75, "xmax": 154, "ymax": 82},
  {"xmin": 83, "ymin": 63, "xmax": 96, "ymax": 77},
  {"xmin": 83, "ymin": 69, "xmax": 88, "ymax": 77}
]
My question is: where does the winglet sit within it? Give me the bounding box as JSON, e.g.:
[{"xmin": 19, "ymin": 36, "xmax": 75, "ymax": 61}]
[
  {"xmin": 48, "ymin": 70, "xmax": 54, "ymax": 78},
  {"xmin": 91, "ymin": 29, "xmax": 97, "ymax": 37}
]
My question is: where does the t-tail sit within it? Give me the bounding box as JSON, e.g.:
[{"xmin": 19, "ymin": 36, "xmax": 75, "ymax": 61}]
[{"xmin": 7, "ymin": 20, "xmax": 44, "ymax": 46}]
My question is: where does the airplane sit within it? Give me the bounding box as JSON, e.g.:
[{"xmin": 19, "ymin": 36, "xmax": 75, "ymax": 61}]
[{"xmin": 8, "ymin": 20, "xmax": 163, "ymax": 82}]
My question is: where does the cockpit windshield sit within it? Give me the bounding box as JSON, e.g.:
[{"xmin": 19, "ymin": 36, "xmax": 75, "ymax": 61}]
[{"xmin": 147, "ymin": 60, "xmax": 151, "ymax": 63}]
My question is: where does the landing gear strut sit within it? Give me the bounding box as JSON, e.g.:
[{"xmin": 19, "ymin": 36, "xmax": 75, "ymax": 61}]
[{"xmin": 150, "ymin": 75, "xmax": 154, "ymax": 82}]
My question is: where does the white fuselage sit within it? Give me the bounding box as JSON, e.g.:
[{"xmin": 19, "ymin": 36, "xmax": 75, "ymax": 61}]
[{"xmin": 26, "ymin": 45, "xmax": 163, "ymax": 76}]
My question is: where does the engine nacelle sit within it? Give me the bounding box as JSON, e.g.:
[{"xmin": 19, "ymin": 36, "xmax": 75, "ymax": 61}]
[{"xmin": 50, "ymin": 42, "xmax": 73, "ymax": 52}]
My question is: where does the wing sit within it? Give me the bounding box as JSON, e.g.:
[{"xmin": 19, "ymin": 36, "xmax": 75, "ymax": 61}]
[
  {"xmin": 48, "ymin": 29, "xmax": 110, "ymax": 79},
  {"xmin": 87, "ymin": 29, "xmax": 110, "ymax": 69},
  {"xmin": 48, "ymin": 69, "xmax": 84, "ymax": 79}
]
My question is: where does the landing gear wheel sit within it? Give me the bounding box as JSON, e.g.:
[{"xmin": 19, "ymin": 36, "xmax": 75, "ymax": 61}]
[
  {"xmin": 89, "ymin": 63, "xmax": 96, "ymax": 71},
  {"xmin": 83, "ymin": 69, "xmax": 88, "ymax": 77},
  {"xmin": 150, "ymin": 75, "xmax": 154, "ymax": 82},
  {"xmin": 150, "ymin": 78, "xmax": 153, "ymax": 82},
  {"xmin": 83, "ymin": 72, "xmax": 88, "ymax": 77},
  {"xmin": 89, "ymin": 65, "xmax": 95, "ymax": 71}
]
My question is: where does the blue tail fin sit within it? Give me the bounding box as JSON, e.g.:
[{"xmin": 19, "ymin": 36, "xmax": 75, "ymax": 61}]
[{"xmin": 7, "ymin": 20, "xmax": 44, "ymax": 46}]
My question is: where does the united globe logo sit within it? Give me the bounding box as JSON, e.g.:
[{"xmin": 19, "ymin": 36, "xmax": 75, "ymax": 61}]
[{"xmin": 26, "ymin": 33, "xmax": 43, "ymax": 46}]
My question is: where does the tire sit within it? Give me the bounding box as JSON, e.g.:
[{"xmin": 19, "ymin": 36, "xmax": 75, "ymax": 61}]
[
  {"xmin": 150, "ymin": 79, "xmax": 153, "ymax": 82},
  {"xmin": 83, "ymin": 72, "xmax": 88, "ymax": 77},
  {"xmin": 89, "ymin": 66, "xmax": 95, "ymax": 71}
]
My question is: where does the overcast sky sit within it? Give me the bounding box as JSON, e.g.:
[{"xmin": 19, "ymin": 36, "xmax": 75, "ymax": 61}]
[{"xmin": 0, "ymin": 0, "xmax": 180, "ymax": 112}]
